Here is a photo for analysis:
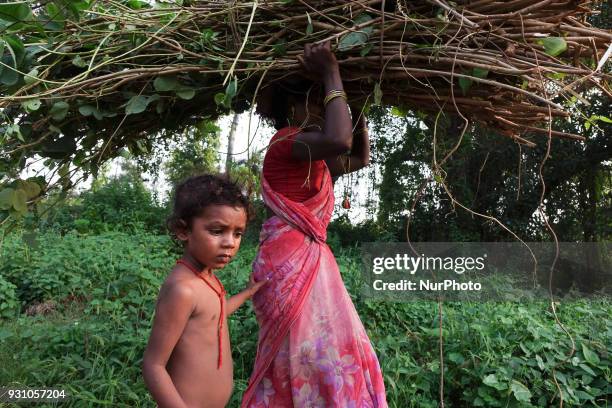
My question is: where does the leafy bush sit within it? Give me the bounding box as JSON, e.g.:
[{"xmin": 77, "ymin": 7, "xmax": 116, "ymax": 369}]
[
  {"xmin": 0, "ymin": 275, "xmax": 18, "ymax": 319},
  {"xmin": 1, "ymin": 230, "xmax": 174, "ymax": 306},
  {"xmin": 38, "ymin": 175, "xmax": 168, "ymax": 235},
  {"xmin": 0, "ymin": 231, "xmax": 610, "ymax": 407},
  {"xmin": 329, "ymin": 215, "xmax": 398, "ymax": 246},
  {"xmin": 79, "ymin": 176, "xmax": 168, "ymax": 234}
]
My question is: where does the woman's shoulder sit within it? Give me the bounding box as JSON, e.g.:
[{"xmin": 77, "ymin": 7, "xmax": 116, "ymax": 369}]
[{"xmin": 269, "ymin": 126, "xmax": 302, "ymax": 143}]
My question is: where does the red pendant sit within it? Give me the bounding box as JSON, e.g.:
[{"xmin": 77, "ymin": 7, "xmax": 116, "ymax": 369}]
[{"xmin": 342, "ymin": 196, "xmax": 350, "ymax": 209}]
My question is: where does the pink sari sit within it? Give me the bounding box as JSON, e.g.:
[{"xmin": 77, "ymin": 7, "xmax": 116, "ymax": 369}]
[{"xmin": 241, "ymin": 163, "xmax": 388, "ymax": 407}]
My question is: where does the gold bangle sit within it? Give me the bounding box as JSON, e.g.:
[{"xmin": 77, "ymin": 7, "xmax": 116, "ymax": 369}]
[{"xmin": 323, "ymin": 90, "xmax": 347, "ymax": 107}]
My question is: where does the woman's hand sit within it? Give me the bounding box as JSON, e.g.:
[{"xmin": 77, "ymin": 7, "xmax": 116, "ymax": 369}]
[{"xmin": 297, "ymin": 41, "xmax": 339, "ymax": 79}]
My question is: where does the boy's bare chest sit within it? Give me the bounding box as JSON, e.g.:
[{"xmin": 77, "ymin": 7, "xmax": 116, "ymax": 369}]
[{"xmin": 191, "ymin": 285, "xmax": 225, "ymax": 326}]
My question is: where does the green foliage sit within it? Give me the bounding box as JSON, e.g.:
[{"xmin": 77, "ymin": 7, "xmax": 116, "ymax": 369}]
[
  {"xmin": 0, "ymin": 274, "xmax": 18, "ymax": 319},
  {"xmin": 79, "ymin": 175, "xmax": 167, "ymax": 234},
  {"xmin": 1, "ymin": 230, "xmax": 610, "ymax": 407},
  {"xmin": 367, "ymin": 99, "xmax": 611, "ymax": 243},
  {"xmin": 37, "ymin": 171, "xmax": 167, "ymax": 235},
  {"xmin": 164, "ymin": 119, "xmax": 221, "ymax": 188},
  {"xmin": 0, "ymin": 178, "xmax": 43, "ymax": 220},
  {"xmin": 538, "ymin": 37, "xmax": 567, "ymax": 57},
  {"xmin": 328, "ymin": 215, "xmax": 397, "ymax": 251},
  {"xmin": 0, "ymin": 230, "xmax": 173, "ymax": 306},
  {"xmin": 338, "ymin": 14, "xmax": 374, "ymax": 52}
]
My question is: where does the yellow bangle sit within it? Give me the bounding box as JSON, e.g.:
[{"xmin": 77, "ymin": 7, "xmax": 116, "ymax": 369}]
[{"xmin": 323, "ymin": 90, "xmax": 347, "ymax": 107}]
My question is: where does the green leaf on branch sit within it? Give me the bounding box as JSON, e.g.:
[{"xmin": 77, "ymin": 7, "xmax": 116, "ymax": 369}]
[
  {"xmin": 306, "ymin": 12, "xmax": 313, "ymax": 36},
  {"xmin": 72, "ymin": 54, "xmax": 88, "ymax": 68},
  {"xmin": 1, "ymin": 35, "xmax": 24, "ymax": 85},
  {"xmin": 5, "ymin": 123, "xmax": 22, "ymax": 141},
  {"xmin": 11, "ymin": 189, "xmax": 27, "ymax": 214},
  {"xmin": 0, "ymin": 188, "xmax": 14, "ymax": 210},
  {"xmin": 127, "ymin": 0, "xmax": 149, "ymax": 9},
  {"xmin": 135, "ymin": 140, "xmax": 148, "ymax": 153},
  {"xmin": 360, "ymin": 43, "xmax": 373, "ymax": 57},
  {"xmin": 79, "ymin": 104, "xmax": 104, "ymax": 120},
  {"xmin": 176, "ymin": 87, "xmax": 195, "ymax": 100},
  {"xmin": 226, "ymin": 77, "xmax": 237, "ymax": 99},
  {"xmin": 538, "ymin": 37, "xmax": 567, "ymax": 57},
  {"xmin": 272, "ymin": 39, "xmax": 287, "ymax": 56},
  {"xmin": 214, "ymin": 78, "xmax": 237, "ymax": 108},
  {"xmin": 373, "ymin": 82, "xmax": 382, "ymax": 106},
  {"xmin": 472, "ymin": 67, "xmax": 489, "ymax": 78},
  {"xmin": 44, "ymin": 3, "xmax": 65, "ymax": 22},
  {"xmin": 594, "ymin": 115, "xmax": 612, "ymax": 123},
  {"xmin": 585, "ymin": 114, "xmax": 612, "ymax": 130},
  {"xmin": 391, "ymin": 106, "xmax": 408, "ymax": 117},
  {"xmin": 3, "ymin": 35, "xmax": 24, "ymax": 64},
  {"xmin": 16, "ymin": 180, "xmax": 40, "ymax": 199},
  {"xmin": 546, "ymin": 72, "xmax": 566, "ymax": 80},
  {"xmin": 0, "ymin": 3, "xmax": 33, "ymax": 23},
  {"xmin": 22, "ymin": 98, "xmax": 41, "ymax": 112},
  {"xmin": 338, "ymin": 14, "xmax": 373, "ymax": 52},
  {"xmin": 24, "ymin": 68, "xmax": 39, "ymax": 85},
  {"xmin": 214, "ymin": 92, "xmax": 226, "ymax": 107},
  {"xmin": 50, "ymin": 101, "xmax": 69, "ymax": 121},
  {"xmin": 153, "ymin": 75, "xmax": 178, "ymax": 92},
  {"xmin": 124, "ymin": 94, "xmax": 159, "ymax": 115},
  {"xmin": 58, "ymin": 163, "xmax": 70, "ymax": 178},
  {"xmin": 459, "ymin": 77, "xmax": 472, "ymax": 95},
  {"xmin": 0, "ymin": 64, "xmax": 18, "ymax": 86}
]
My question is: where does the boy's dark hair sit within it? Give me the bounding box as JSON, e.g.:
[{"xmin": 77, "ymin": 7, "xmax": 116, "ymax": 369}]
[
  {"xmin": 166, "ymin": 174, "xmax": 251, "ymax": 239},
  {"xmin": 256, "ymin": 77, "xmax": 322, "ymax": 130}
]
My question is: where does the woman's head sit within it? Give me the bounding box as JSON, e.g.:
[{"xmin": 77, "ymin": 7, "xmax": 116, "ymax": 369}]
[{"xmin": 255, "ymin": 78, "xmax": 324, "ymax": 130}]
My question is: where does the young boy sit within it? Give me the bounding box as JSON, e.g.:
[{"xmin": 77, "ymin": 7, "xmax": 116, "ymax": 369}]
[{"xmin": 143, "ymin": 174, "xmax": 266, "ymax": 408}]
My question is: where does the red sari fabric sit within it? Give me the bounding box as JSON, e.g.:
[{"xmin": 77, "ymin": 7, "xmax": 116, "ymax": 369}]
[
  {"xmin": 241, "ymin": 161, "xmax": 388, "ymax": 407},
  {"xmin": 262, "ymin": 126, "xmax": 326, "ymax": 202}
]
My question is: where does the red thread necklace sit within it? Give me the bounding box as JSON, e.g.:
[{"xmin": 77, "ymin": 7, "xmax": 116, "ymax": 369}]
[{"xmin": 176, "ymin": 258, "xmax": 226, "ymax": 369}]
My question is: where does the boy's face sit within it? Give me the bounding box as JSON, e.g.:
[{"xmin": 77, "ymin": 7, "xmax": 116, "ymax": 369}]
[{"xmin": 178, "ymin": 204, "xmax": 247, "ymax": 271}]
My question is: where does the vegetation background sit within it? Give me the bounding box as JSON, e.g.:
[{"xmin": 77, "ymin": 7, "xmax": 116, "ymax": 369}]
[
  {"xmin": 1, "ymin": 99, "xmax": 611, "ymax": 407},
  {"xmin": 0, "ymin": 2, "xmax": 610, "ymax": 406}
]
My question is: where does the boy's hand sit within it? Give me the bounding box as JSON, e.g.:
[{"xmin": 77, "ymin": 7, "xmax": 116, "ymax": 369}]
[
  {"xmin": 246, "ymin": 275, "xmax": 268, "ymax": 297},
  {"xmin": 227, "ymin": 276, "xmax": 269, "ymax": 315}
]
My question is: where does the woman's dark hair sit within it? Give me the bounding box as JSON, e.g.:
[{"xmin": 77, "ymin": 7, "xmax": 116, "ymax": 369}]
[
  {"xmin": 256, "ymin": 77, "xmax": 322, "ymax": 130},
  {"xmin": 166, "ymin": 174, "xmax": 251, "ymax": 239}
]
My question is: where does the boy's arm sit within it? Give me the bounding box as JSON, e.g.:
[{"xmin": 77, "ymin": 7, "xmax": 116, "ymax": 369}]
[
  {"xmin": 142, "ymin": 283, "xmax": 195, "ymax": 408},
  {"xmin": 226, "ymin": 276, "xmax": 267, "ymax": 315}
]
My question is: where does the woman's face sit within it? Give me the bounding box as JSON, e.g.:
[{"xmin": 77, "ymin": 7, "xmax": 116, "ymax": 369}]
[{"xmin": 292, "ymin": 99, "xmax": 324, "ymax": 128}]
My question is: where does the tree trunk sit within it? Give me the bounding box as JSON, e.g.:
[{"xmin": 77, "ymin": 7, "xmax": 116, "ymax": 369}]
[
  {"xmin": 581, "ymin": 166, "xmax": 604, "ymax": 292},
  {"xmin": 225, "ymin": 112, "xmax": 239, "ymax": 175}
]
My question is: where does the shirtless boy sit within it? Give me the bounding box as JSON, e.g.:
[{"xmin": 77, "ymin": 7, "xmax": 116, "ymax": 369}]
[{"xmin": 142, "ymin": 174, "xmax": 266, "ymax": 408}]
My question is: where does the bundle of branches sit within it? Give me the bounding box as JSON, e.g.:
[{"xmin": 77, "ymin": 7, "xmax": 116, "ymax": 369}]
[{"xmin": 0, "ymin": 0, "xmax": 611, "ymax": 211}]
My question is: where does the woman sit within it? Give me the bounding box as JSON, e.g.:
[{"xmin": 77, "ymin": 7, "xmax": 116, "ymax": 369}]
[{"xmin": 242, "ymin": 41, "xmax": 388, "ymax": 407}]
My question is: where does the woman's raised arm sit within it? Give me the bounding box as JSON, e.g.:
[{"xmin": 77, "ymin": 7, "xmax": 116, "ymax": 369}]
[{"xmin": 291, "ymin": 41, "xmax": 353, "ymax": 161}]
